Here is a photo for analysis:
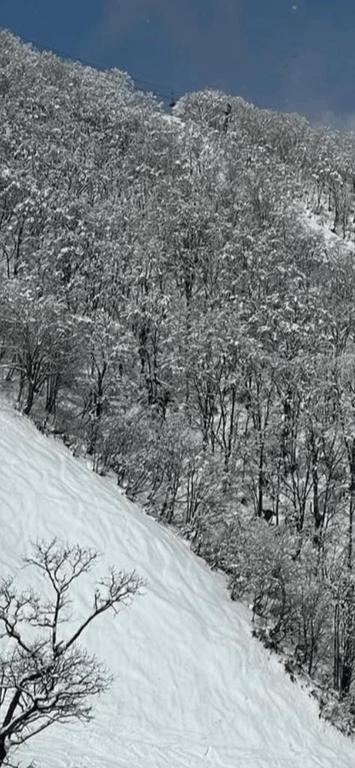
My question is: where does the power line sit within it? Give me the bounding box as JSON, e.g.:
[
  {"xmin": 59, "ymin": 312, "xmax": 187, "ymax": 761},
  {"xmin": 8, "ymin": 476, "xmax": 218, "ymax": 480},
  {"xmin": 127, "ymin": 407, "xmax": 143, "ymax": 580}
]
[
  {"xmin": 8, "ymin": 30, "xmax": 231, "ymax": 106},
  {"xmin": 131, "ymin": 74, "xmax": 182, "ymax": 95},
  {"xmin": 6, "ymin": 27, "xmax": 218, "ymax": 105},
  {"xmin": 129, "ymin": 75, "xmax": 183, "ymax": 107},
  {"xmin": 14, "ymin": 36, "xmax": 184, "ymax": 106},
  {"xmin": 137, "ymin": 85, "xmax": 180, "ymax": 105}
]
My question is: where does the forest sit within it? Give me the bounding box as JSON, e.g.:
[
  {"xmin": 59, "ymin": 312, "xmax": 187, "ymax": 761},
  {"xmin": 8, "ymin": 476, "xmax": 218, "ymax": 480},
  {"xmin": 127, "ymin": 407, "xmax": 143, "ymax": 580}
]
[{"xmin": 2, "ymin": 29, "xmax": 355, "ymax": 733}]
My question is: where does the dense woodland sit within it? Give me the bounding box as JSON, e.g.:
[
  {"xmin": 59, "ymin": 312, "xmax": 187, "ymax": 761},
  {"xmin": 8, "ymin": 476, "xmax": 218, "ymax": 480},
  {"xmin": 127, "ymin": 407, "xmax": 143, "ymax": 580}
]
[{"xmin": 3, "ymin": 29, "xmax": 355, "ymax": 732}]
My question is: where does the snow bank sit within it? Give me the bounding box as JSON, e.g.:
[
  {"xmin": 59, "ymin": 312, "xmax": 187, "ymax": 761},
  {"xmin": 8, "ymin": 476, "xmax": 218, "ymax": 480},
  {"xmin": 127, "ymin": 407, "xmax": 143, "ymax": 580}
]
[{"xmin": 1, "ymin": 402, "xmax": 354, "ymax": 767}]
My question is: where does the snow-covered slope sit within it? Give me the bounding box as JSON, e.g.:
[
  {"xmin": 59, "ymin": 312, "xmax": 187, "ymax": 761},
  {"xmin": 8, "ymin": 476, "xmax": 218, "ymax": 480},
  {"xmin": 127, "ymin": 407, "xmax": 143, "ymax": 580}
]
[
  {"xmin": 298, "ymin": 202, "xmax": 355, "ymax": 255},
  {"xmin": 1, "ymin": 402, "xmax": 355, "ymax": 768}
]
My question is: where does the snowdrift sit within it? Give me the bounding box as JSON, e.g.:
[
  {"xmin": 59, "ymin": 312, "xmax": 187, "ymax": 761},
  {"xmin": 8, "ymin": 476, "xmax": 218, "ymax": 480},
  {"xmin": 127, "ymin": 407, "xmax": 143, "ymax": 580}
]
[{"xmin": 1, "ymin": 402, "xmax": 354, "ymax": 767}]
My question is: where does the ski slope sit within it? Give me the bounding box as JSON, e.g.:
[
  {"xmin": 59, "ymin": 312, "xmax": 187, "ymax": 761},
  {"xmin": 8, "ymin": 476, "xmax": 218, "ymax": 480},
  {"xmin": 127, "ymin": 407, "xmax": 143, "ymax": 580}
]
[{"xmin": 1, "ymin": 402, "xmax": 355, "ymax": 768}]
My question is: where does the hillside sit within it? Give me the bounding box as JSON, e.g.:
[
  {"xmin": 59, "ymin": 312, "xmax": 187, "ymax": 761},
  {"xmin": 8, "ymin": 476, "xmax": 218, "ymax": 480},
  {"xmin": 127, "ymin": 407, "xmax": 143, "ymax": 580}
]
[
  {"xmin": 1, "ymin": 401, "xmax": 355, "ymax": 767},
  {"xmin": 3, "ymin": 28, "xmax": 355, "ymax": 735}
]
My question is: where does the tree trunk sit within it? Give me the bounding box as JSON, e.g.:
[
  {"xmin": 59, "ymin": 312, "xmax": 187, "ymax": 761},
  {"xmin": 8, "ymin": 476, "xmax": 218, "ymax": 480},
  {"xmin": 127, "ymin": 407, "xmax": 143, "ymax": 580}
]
[
  {"xmin": 257, "ymin": 441, "xmax": 265, "ymax": 518},
  {"xmin": 45, "ymin": 373, "xmax": 59, "ymax": 414},
  {"xmin": 0, "ymin": 738, "xmax": 7, "ymax": 765},
  {"xmin": 24, "ymin": 379, "xmax": 35, "ymax": 415},
  {"xmin": 341, "ymin": 592, "xmax": 354, "ymax": 695},
  {"xmin": 333, "ymin": 602, "xmax": 340, "ymax": 691},
  {"xmin": 348, "ymin": 437, "xmax": 355, "ymax": 570},
  {"xmin": 310, "ymin": 433, "xmax": 323, "ymax": 546}
]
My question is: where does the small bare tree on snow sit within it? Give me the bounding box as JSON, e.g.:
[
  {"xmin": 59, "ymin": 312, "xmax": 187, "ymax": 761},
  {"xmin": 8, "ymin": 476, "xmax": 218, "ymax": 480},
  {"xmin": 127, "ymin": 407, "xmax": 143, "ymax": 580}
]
[{"xmin": 0, "ymin": 539, "xmax": 143, "ymax": 767}]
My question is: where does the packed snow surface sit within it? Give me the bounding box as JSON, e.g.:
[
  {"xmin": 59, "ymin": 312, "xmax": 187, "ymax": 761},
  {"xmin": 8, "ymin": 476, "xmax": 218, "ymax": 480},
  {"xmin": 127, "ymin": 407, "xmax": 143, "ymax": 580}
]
[{"xmin": 1, "ymin": 402, "xmax": 355, "ymax": 767}]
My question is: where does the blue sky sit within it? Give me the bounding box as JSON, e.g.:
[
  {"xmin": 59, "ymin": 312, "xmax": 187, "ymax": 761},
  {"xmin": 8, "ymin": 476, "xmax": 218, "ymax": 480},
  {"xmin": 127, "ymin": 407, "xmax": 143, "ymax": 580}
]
[{"xmin": 0, "ymin": 0, "xmax": 354, "ymax": 124}]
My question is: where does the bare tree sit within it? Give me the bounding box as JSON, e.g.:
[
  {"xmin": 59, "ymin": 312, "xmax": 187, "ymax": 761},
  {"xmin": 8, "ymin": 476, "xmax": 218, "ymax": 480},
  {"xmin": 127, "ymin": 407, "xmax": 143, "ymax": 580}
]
[{"xmin": 0, "ymin": 540, "xmax": 143, "ymax": 767}]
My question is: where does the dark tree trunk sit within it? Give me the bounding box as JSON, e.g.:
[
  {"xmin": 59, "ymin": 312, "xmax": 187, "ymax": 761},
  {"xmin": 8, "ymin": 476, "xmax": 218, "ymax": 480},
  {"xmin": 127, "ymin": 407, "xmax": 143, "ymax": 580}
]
[
  {"xmin": 0, "ymin": 738, "xmax": 7, "ymax": 765},
  {"xmin": 341, "ymin": 665, "xmax": 352, "ymax": 695},
  {"xmin": 23, "ymin": 379, "xmax": 35, "ymax": 415},
  {"xmin": 310, "ymin": 432, "xmax": 323, "ymax": 546},
  {"xmin": 333, "ymin": 602, "xmax": 340, "ymax": 690},
  {"xmin": 340, "ymin": 582, "xmax": 355, "ymax": 696},
  {"xmin": 348, "ymin": 437, "xmax": 355, "ymax": 570},
  {"xmin": 257, "ymin": 441, "xmax": 265, "ymax": 518},
  {"xmin": 45, "ymin": 373, "xmax": 59, "ymax": 414}
]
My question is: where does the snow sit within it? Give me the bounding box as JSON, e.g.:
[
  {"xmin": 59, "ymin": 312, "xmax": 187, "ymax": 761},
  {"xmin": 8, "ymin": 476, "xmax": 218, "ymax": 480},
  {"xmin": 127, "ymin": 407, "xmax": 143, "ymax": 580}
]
[
  {"xmin": 297, "ymin": 203, "xmax": 355, "ymax": 255},
  {"xmin": 160, "ymin": 112, "xmax": 184, "ymax": 126},
  {"xmin": 1, "ymin": 401, "xmax": 355, "ymax": 767}
]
